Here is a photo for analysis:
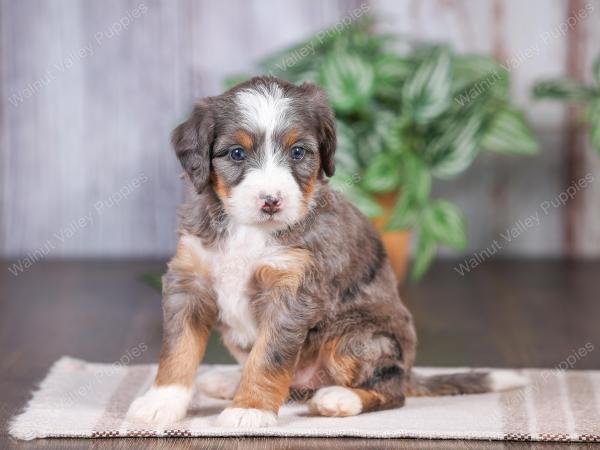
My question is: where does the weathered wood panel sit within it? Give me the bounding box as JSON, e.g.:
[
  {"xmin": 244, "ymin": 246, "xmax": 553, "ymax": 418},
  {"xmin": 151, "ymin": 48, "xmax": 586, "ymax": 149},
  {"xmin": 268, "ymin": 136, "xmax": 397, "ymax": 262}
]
[
  {"xmin": 1, "ymin": 0, "xmax": 599, "ymax": 259},
  {"xmin": 0, "ymin": 0, "xmax": 365, "ymax": 258}
]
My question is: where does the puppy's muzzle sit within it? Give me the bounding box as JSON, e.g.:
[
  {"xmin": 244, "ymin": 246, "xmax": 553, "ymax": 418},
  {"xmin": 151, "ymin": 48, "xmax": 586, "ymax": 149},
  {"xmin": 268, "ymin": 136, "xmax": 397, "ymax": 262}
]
[{"xmin": 260, "ymin": 194, "xmax": 283, "ymax": 215}]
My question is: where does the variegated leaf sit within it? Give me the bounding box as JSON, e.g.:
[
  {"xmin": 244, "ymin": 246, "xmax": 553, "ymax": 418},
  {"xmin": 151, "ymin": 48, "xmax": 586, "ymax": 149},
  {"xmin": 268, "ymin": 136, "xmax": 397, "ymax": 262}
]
[
  {"xmin": 386, "ymin": 155, "xmax": 430, "ymax": 230},
  {"xmin": 430, "ymin": 115, "xmax": 482, "ymax": 178},
  {"xmin": 403, "ymin": 46, "xmax": 452, "ymax": 124},
  {"xmin": 423, "ymin": 200, "xmax": 467, "ymax": 250},
  {"xmin": 374, "ymin": 53, "xmax": 412, "ymax": 98},
  {"xmin": 480, "ymin": 106, "xmax": 538, "ymax": 155},
  {"xmin": 533, "ymin": 79, "xmax": 591, "ymax": 101},
  {"xmin": 320, "ymin": 52, "xmax": 374, "ymax": 113},
  {"xmin": 410, "ymin": 232, "xmax": 436, "ymax": 282},
  {"xmin": 362, "ymin": 152, "xmax": 401, "ymax": 193},
  {"xmin": 335, "ymin": 120, "xmax": 360, "ymax": 173},
  {"xmin": 452, "ymin": 54, "xmax": 509, "ymax": 105}
]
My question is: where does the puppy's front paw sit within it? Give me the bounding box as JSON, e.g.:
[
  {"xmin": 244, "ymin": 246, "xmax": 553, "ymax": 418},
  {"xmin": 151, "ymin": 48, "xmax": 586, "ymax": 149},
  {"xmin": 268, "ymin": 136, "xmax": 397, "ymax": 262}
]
[
  {"xmin": 217, "ymin": 407, "xmax": 276, "ymax": 428},
  {"xmin": 126, "ymin": 385, "xmax": 192, "ymax": 426},
  {"xmin": 309, "ymin": 386, "xmax": 363, "ymax": 417},
  {"xmin": 197, "ymin": 366, "xmax": 241, "ymax": 400}
]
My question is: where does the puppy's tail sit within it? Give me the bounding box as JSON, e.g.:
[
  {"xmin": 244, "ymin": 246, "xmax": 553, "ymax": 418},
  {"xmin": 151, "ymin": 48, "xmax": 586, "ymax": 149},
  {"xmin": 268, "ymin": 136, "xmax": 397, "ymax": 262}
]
[{"xmin": 406, "ymin": 370, "xmax": 527, "ymax": 397}]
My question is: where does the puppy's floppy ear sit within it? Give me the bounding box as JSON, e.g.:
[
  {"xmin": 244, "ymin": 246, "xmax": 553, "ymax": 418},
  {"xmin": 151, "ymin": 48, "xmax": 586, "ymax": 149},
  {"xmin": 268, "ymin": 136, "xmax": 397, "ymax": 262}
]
[
  {"xmin": 301, "ymin": 83, "xmax": 336, "ymax": 177},
  {"xmin": 171, "ymin": 99, "xmax": 214, "ymax": 192}
]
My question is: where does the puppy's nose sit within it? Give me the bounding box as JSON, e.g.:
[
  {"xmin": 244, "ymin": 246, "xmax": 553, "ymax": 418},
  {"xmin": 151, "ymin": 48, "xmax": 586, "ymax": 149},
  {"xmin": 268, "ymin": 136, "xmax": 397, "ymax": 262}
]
[{"xmin": 260, "ymin": 195, "xmax": 282, "ymax": 215}]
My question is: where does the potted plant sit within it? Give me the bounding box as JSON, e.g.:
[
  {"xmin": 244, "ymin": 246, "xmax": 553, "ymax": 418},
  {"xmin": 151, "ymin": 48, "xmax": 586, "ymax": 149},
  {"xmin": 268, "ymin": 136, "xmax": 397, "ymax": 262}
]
[
  {"xmin": 228, "ymin": 18, "xmax": 539, "ymax": 282},
  {"xmin": 533, "ymin": 55, "xmax": 600, "ymax": 155}
]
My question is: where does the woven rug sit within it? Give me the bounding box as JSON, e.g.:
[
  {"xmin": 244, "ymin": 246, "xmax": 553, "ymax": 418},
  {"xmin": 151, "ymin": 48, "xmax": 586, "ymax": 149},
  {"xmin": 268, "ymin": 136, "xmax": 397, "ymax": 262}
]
[{"xmin": 8, "ymin": 356, "xmax": 600, "ymax": 442}]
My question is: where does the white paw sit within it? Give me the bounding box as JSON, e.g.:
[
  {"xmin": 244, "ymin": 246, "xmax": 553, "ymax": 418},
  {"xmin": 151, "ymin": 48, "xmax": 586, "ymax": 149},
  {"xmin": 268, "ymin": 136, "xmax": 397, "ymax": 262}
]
[
  {"xmin": 126, "ymin": 385, "xmax": 192, "ymax": 426},
  {"xmin": 489, "ymin": 370, "xmax": 528, "ymax": 391},
  {"xmin": 309, "ymin": 386, "xmax": 363, "ymax": 417},
  {"xmin": 197, "ymin": 366, "xmax": 241, "ymax": 400},
  {"xmin": 217, "ymin": 407, "xmax": 277, "ymax": 428}
]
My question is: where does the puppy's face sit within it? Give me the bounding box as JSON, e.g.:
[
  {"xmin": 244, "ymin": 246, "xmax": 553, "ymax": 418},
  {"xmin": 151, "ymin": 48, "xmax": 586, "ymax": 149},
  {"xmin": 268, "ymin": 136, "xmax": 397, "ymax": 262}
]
[{"xmin": 172, "ymin": 77, "xmax": 336, "ymax": 230}]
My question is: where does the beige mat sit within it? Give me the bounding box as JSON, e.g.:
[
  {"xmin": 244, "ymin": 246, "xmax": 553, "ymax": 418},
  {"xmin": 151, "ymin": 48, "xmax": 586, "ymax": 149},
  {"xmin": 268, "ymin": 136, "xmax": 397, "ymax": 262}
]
[{"xmin": 8, "ymin": 356, "xmax": 600, "ymax": 442}]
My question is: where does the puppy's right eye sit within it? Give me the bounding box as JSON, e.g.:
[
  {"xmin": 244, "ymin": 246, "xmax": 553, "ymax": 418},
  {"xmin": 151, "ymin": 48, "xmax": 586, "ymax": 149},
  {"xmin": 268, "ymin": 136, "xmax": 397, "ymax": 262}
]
[{"xmin": 229, "ymin": 147, "xmax": 246, "ymax": 161}]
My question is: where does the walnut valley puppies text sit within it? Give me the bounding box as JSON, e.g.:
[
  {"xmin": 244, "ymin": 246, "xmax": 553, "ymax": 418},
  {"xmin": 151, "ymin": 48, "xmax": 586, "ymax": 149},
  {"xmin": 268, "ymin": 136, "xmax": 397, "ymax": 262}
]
[
  {"xmin": 7, "ymin": 3, "xmax": 148, "ymax": 107},
  {"xmin": 7, "ymin": 173, "xmax": 148, "ymax": 276},
  {"xmin": 455, "ymin": 173, "xmax": 595, "ymax": 275}
]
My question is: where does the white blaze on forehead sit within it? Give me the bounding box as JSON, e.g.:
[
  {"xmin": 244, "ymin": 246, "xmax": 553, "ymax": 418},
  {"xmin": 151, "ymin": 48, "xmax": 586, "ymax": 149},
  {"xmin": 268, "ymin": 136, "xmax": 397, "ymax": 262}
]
[{"xmin": 235, "ymin": 83, "xmax": 291, "ymax": 150}]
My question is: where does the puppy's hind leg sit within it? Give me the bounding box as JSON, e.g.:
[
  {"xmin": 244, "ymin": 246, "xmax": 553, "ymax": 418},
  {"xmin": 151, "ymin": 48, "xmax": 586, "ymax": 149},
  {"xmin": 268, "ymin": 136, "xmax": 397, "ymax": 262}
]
[
  {"xmin": 309, "ymin": 366, "xmax": 406, "ymax": 417},
  {"xmin": 309, "ymin": 334, "xmax": 407, "ymax": 417}
]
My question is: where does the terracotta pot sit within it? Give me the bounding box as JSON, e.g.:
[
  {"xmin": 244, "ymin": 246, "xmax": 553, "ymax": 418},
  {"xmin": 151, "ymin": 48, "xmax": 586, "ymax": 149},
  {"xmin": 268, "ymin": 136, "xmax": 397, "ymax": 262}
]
[{"xmin": 371, "ymin": 192, "xmax": 412, "ymax": 284}]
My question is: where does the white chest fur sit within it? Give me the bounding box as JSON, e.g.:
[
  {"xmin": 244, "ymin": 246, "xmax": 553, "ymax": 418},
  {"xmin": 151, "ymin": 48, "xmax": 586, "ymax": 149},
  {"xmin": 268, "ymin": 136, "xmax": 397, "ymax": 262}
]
[
  {"xmin": 182, "ymin": 226, "xmax": 295, "ymax": 349},
  {"xmin": 209, "ymin": 226, "xmax": 268, "ymax": 347}
]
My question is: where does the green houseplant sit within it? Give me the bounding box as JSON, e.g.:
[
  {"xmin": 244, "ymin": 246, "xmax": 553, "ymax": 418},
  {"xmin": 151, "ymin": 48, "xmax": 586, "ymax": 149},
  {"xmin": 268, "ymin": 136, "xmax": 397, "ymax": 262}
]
[
  {"xmin": 228, "ymin": 18, "xmax": 538, "ymax": 281},
  {"xmin": 533, "ymin": 54, "xmax": 600, "ymax": 156}
]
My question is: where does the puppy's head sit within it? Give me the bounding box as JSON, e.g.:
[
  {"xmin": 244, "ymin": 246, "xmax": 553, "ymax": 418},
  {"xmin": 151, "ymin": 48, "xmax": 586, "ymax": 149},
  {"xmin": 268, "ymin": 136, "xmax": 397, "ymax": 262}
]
[{"xmin": 172, "ymin": 76, "xmax": 336, "ymax": 230}]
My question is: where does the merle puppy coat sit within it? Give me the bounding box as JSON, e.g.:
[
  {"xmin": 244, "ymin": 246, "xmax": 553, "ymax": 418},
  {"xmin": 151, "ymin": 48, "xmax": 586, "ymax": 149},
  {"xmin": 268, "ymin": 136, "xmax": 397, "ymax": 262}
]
[{"xmin": 127, "ymin": 76, "xmax": 524, "ymax": 428}]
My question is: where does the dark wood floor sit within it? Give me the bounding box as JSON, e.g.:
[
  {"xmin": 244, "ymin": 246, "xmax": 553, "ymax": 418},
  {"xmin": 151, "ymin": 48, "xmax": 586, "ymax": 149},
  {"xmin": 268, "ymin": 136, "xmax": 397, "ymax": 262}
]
[{"xmin": 1, "ymin": 258, "xmax": 599, "ymax": 449}]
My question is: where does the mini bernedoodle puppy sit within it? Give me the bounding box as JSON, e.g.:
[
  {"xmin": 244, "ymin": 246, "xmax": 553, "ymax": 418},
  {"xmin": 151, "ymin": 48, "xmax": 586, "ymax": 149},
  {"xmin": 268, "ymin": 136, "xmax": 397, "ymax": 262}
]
[{"xmin": 127, "ymin": 76, "xmax": 525, "ymax": 428}]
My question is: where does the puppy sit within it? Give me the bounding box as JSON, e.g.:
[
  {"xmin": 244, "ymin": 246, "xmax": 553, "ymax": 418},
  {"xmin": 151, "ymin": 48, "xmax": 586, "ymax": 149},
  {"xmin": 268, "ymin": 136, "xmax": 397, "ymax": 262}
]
[{"xmin": 127, "ymin": 76, "xmax": 525, "ymax": 428}]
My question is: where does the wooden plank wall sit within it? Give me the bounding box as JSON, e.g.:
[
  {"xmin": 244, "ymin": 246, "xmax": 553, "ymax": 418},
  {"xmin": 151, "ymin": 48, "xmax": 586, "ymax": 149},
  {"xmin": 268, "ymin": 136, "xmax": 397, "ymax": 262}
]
[{"xmin": 1, "ymin": 0, "xmax": 599, "ymax": 259}]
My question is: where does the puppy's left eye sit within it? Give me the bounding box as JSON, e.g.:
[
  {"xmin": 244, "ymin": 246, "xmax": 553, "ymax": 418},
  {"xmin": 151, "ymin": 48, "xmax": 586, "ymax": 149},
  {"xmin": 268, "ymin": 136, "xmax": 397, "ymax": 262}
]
[
  {"xmin": 290, "ymin": 146, "xmax": 305, "ymax": 161},
  {"xmin": 230, "ymin": 147, "xmax": 246, "ymax": 161}
]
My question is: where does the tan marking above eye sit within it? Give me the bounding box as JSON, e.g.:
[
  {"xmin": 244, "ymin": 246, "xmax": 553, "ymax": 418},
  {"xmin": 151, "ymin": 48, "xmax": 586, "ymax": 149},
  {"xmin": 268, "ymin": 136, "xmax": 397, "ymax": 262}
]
[
  {"xmin": 283, "ymin": 128, "xmax": 299, "ymax": 148},
  {"xmin": 235, "ymin": 129, "xmax": 253, "ymax": 150}
]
